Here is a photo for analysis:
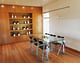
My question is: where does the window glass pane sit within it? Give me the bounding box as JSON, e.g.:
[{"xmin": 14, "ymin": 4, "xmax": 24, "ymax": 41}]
[
  {"xmin": 43, "ymin": 19, "xmax": 49, "ymax": 22},
  {"xmin": 43, "ymin": 12, "xmax": 50, "ymax": 34}
]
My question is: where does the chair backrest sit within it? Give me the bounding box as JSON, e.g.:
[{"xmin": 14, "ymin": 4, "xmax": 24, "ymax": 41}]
[
  {"xmin": 57, "ymin": 36, "xmax": 64, "ymax": 44},
  {"xmin": 29, "ymin": 36, "xmax": 33, "ymax": 43},
  {"xmin": 39, "ymin": 41, "xmax": 43, "ymax": 44},
  {"xmin": 45, "ymin": 33, "xmax": 49, "ymax": 35},
  {"xmin": 29, "ymin": 36, "xmax": 33, "ymax": 39},
  {"xmin": 34, "ymin": 38, "xmax": 38, "ymax": 42},
  {"xmin": 57, "ymin": 36, "xmax": 62, "ymax": 38},
  {"xmin": 50, "ymin": 34, "xmax": 56, "ymax": 37},
  {"xmin": 45, "ymin": 33, "xmax": 48, "ymax": 35},
  {"xmin": 61, "ymin": 37, "xmax": 64, "ymax": 38},
  {"xmin": 57, "ymin": 36, "xmax": 64, "ymax": 38}
]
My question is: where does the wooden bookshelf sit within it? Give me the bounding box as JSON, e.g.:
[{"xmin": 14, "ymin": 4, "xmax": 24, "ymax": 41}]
[
  {"xmin": 9, "ymin": 18, "xmax": 32, "ymax": 20},
  {"xmin": 10, "ymin": 23, "xmax": 32, "ymax": 26},
  {"xmin": 9, "ymin": 13, "xmax": 33, "ymax": 37},
  {"xmin": 0, "ymin": 5, "xmax": 43, "ymax": 45},
  {"xmin": 10, "ymin": 29, "xmax": 32, "ymax": 32}
]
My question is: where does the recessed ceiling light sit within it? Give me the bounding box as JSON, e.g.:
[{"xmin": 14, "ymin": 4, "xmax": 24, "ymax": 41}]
[
  {"xmin": 22, "ymin": 6, "xmax": 25, "ymax": 9},
  {"xmin": 1, "ymin": 5, "xmax": 4, "ymax": 8},
  {"xmin": 12, "ymin": 6, "xmax": 15, "ymax": 8}
]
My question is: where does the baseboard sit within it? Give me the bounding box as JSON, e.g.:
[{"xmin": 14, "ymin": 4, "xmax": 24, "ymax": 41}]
[{"xmin": 65, "ymin": 46, "xmax": 80, "ymax": 56}]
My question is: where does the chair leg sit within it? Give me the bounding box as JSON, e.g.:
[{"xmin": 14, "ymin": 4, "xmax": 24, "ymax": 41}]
[
  {"xmin": 56, "ymin": 45, "xmax": 58, "ymax": 53},
  {"xmin": 63, "ymin": 41, "xmax": 65, "ymax": 55},
  {"xmin": 57, "ymin": 45, "xmax": 62, "ymax": 56},
  {"xmin": 36, "ymin": 47, "xmax": 38, "ymax": 56},
  {"xmin": 36, "ymin": 42, "xmax": 39, "ymax": 56},
  {"xmin": 42, "ymin": 46, "xmax": 45, "ymax": 61},
  {"xmin": 31, "ymin": 43, "xmax": 34, "ymax": 52},
  {"xmin": 50, "ymin": 43, "xmax": 54, "ymax": 52},
  {"xmin": 46, "ymin": 45, "xmax": 49, "ymax": 61}
]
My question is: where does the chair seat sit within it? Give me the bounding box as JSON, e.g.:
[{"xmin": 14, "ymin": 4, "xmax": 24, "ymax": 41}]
[
  {"xmin": 30, "ymin": 40, "xmax": 33, "ymax": 43},
  {"xmin": 34, "ymin": 43, "xmax": 37, "ymax": 46},
  {"xmin": 34, "ymin": 41, "xmax": 47, "ymax": 49},
  {"xmin": 39, "ymin": 45, "xmax": 46, "ymax": 49},
  {"xmin": 34, "ymin": 41, "xmax": 43, "ymax": 46},
  {"xmin": 52, "ymin": 42, "xmax": 61, "ymax": 45},
  {"xmin": 39, "ymin": 41, "xmax": 43, "ymax": 44}
]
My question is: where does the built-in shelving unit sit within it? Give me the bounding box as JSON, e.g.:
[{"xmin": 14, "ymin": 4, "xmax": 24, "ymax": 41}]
[{"xmin": 9, "ymin": 13, "xmax": 33, "ymax": 37}]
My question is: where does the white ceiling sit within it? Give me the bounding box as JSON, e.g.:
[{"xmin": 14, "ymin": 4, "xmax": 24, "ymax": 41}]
[{"xmin": 0, "ymin": 0, "xmax": 56, "ymax": 6}]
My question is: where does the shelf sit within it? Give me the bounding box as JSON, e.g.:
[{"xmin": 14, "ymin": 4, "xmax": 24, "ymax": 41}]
[
  {"xmin": 11, "ymin": 34, "xmax": 32, "ymax": 37},
  {"xmin": 10, "ymin": 29, "xmax": 32, "ymax": 32},
  {"xmin": 10, "ymin": 23, "xmax": 32, "ymax": 26},
  {"xmin": 9, "ymin": 18, "xmax": 32, "ymax": 20},
  {"xmin": 9, "ymin": 12, "xmax": 33, "ymax": 36}
]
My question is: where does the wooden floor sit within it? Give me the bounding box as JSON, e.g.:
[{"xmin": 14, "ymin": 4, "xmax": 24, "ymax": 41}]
[{"xmin": 0, "ymin": 42, "xmax": 80, "ymax": 63}]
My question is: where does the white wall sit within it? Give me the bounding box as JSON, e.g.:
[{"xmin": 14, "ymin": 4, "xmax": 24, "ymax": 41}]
[
  {"xmin": 43, "ymin": 0, "xmax": 80, "ymax": 51},
  {"xmin": 43, "ymin": 19, "xmax": 49, "ymax": 34}
]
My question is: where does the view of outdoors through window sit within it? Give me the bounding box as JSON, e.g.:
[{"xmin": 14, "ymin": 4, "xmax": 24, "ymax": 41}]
[{"xmin": 43, "ymin": 13, "xmax": 50, "ymax": 34}]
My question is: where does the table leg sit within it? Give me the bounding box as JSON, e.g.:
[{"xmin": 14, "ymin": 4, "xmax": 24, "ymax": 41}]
[
  {"xmin": 63, "ymin": 40, "xmax": 65, "ymax": 55},
  {"xmin": 42, "ymin": 45, "xmax": 45, "ymax": 61},
  {"xmin": 31, "ymin": 43, "xmax": 34, "ymax": 52},
  {"xmin": 36, "ymin": 42, "xmax": 39, "ymax": 56},
  {"xmin": 46, "ymin": 44, "xmax": 49, "ymax": 61}
]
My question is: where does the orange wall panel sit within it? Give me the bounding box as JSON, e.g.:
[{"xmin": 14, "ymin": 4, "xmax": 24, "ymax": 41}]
[{"xmin": 0, "ymin": 5, "xmax": 43, "ymax": 45}]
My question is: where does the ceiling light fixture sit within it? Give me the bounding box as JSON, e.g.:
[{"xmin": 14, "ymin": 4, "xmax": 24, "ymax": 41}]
[
  {"xmin": 1, "ymin": 4, "xmax": 4, "ymax": 8},
  {"xmin": 12, "ymin": 6, "xmax": 15, "ymax": 8},
  {"xmin": 1, "ymin": 0, "xmax": 4, "ymax": 8},
  {"xmin": 22, "ymin": 6, "xmax": 25, "ymax": 9}
]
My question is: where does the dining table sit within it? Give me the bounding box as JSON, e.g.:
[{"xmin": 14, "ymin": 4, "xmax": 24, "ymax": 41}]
[{"xmin": 30, "ymin": 34, "xmax": 66, "ymax": 60}]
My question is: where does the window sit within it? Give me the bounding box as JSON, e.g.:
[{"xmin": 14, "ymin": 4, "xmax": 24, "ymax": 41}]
[{"xmin": 43, "ymin": 12, "xmax": 50, "ymax": 34}]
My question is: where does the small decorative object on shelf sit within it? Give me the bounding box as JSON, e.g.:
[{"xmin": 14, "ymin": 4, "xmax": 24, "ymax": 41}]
[
  {"xmin": 15, "ymin": 15, "xmax": 16, "ymax": 18},
  {"xmin": 17, "ymin": 32, "xmax": 20, "ymax": 36},
  {"xmin": 24, "ymin": 21, "xmax": 27, "ymax": 24},
  {"xmin": 28, "ymin": 16, "xmax": 30, "ymax": 18},
  {"xmin": 9, "ymin": 13, "xmax": 32, "ymax": 36},
  {"xmin": 22, "ymin": 27, "xmax": 26, "ymax": 30},
  {"xmin": 17, "ymin": 27, "xmax": 20, "ymax": 30},
  {"xmin": 16, "ymin": 21, "xmax": 19, "ymax": 24},
  {"xmin": 26, "ymin": 26, "xmax": 28, "ymax": 29},
  {"xmin": 27, "ymin": 28, "xmax": 29, "ymax": 30},
  {"xmin": 26, "ymin": 32, "xmax": 29, "ymax": 35},
  {"xmin": 27, "ymin": 20, "xmax": 29, "ymax": 24},
  {"xmin": 13, "ymin": 27, "xmax": 16, "ymax": 30},
  {"xmin": 12, "ymin": 14, "xmax": 14, "ymax": 18},
  {"xmin": 13, "ymin": 33, "xmax": 16, "ymax": 37},
  {"xmin": 24, "ymin": 16, "xmax": 26, "ymax": 18},
  {"xmin": 13, "ymin": 21, "xmax": 16, "ymax": 24},
  {"xmin": 29, "ymin": 31, "xmax": 30, "ymax": 34}
]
